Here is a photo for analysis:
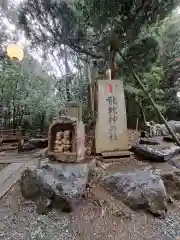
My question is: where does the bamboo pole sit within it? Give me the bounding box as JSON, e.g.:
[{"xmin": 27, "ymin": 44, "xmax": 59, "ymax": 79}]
[{"xmin": 139, "ymin": 99, "xmax": 146, "ymax": 124}]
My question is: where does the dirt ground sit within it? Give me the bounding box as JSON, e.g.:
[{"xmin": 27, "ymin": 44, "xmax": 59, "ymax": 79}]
[{"xmin": 0, "ymin": 181, "xmax": 179, "ymax": 240}]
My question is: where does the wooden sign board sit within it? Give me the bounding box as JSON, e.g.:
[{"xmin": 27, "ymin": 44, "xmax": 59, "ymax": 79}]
[{"xmin": 95, "ymin": 80, "xmax": 129, "ymax": 154}]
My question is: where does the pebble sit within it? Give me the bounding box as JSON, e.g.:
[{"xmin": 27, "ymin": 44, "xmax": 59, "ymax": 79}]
[{"xmin": 0, "ymin": 222, "xmax": 6, "ymax": 230}]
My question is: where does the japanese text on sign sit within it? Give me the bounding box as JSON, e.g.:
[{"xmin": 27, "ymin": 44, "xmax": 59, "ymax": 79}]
[{"xmin": 106, "ymin": 95, "xmax": 118, "ymax": 141}]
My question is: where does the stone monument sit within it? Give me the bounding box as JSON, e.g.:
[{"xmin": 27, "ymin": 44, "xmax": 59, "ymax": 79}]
[{"xmin": 95, "ymin": 80, "xmax": 129, "ymax": 157}]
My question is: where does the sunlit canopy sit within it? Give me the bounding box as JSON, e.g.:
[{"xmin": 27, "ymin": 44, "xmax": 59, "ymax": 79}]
[{"xmin": 6, "ymin": 44, "xmax": 24, "ymax": 61}]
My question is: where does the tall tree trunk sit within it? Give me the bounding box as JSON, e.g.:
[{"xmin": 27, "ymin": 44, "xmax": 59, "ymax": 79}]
[
  {"xmin": 87, "ymin": 62, "xmax": 95, "ymax": 119},
  {"xmin": 12, "ymin": 102, "xmax": 16, "ymax": 132},
  {"xmin": 40, "ymin": 112, "xmax": 46, "ymax": 132},
  {"xmin": 64, "ymin": 46, "xmax": 71, "ymax": 101}
]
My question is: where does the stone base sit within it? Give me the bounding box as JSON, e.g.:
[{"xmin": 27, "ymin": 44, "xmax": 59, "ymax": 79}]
[
  {"xmin": 48, "ymin": 151, "xmax": 78, "ymax": 163},
  {"xmin": 101, "ymin": 150, "xmax": 131, "ymax": 159}
]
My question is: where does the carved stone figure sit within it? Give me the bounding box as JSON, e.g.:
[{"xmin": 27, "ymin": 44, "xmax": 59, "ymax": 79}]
[
  {"xmin": 63, "ymin": 130, "xmax": 71, "ymax": 152},
  {"xmin": 54, "ymin": 131, "xmax": 64, "ymax": 153}
]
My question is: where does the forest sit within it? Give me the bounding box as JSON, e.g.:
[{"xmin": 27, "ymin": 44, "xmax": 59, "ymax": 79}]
[{"xmin": 1, "ymin": 0, "xmax": 180, "ymax": 131}]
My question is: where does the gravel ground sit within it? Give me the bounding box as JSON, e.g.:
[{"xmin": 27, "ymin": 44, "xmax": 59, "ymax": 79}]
[{"xmin": 0, "ymin": 184, "xmax": 180, "ymax": 240}]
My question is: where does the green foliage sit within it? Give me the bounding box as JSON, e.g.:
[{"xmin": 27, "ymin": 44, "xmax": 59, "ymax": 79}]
[
  {"xmin": 18, "ymin": 0, "xmax": 180, "ymax": 64},
  {"xmin": 0, "ymin": 56, "xmax": 62, "ymax": 130},
  {"xmin": 125, "ymin": 12, "xmax": 180, "ymax": 126},
  {"xmin": 123, "ymin": 37, "xmax": 159, "ymax": 73}
]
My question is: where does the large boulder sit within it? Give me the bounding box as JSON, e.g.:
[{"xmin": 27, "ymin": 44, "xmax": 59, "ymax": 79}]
[
  {"xmin": 139, "ymin": 138, "xmax": 160, "ymax": 145},
  {"xmin": 131, "ymin": 144, "xmax": 180, "ymax": 162},
  {"xmin": 20, "ymin": 161, "xmax": 90, "ymax": 213},
  {"xmin": 102, "ymin": 170, "xmax": 168, "ymax": 216}
]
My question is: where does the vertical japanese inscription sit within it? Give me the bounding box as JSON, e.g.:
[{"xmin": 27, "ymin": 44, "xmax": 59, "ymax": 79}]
[{"xmin": 106, "ymin": 95, "xmax": 118, "ymax": 141}]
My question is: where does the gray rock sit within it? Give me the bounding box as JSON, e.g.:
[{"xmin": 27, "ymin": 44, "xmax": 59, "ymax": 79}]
[
  {"xmin": 87, "ymin": 159, "xmax": 105, "ymax": 183},
  {"xmin": 160, "ymin": 121, "xmax": 180, "ymax": 136},
  {"xmin": 131, "ymin": 144, "xmax": 180, "ymax": 162},
  {"xmin": 21, "ymin": 142, "xmax": 37, "ymax": 152},
  {"xmin": 168, "ymin": 121, "xmax": 180, "ymax": 133},
  {"xmin": 20, "ymin": 169, "xmax": 41, "ymax": 199},
  {"xmin": 139, "ymin": 138, "xmax": 160, "ymax": 145},
  {"xmin": 29, "ymin": 138, "xmax": 48, "ymax": 148},
  {"xmin": 20, "ymin": 162, "xmax": 90, "ymax": 213},
  {"xmin": 162, "ymin": 172, "xmax": 180, "ymax": 200},
  {"xmin": 102, "ymin": 170, "xmax": 168, "ymax": 216}
]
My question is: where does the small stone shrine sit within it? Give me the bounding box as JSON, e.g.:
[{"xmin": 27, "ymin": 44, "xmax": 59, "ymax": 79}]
[{"xmin": 48, "ymin": 116, "xmax": 85, "ymax": 162}]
